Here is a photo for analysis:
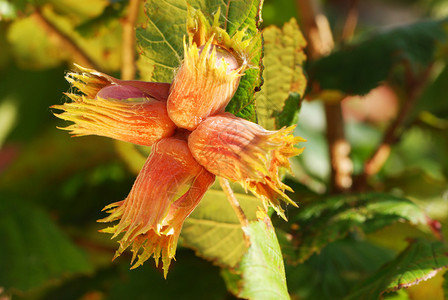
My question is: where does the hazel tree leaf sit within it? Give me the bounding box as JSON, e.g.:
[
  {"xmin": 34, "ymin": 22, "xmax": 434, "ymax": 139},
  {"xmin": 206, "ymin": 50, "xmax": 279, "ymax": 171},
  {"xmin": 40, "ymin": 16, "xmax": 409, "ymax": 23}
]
[
  {"xmin": 224, "ymin": 0, "xmax": 263, "ymax": 122},
  {"xmin": 137, "ymin": 0, "xmax": 263, "ymax": 121},
  {"xmin": 7, "ymin": 3, "xmax": 122, "ymax": 71},
  {"xmin": 223, "ymin": 210, "xmax": 290, "ymax": 300},
  {"xmin": 181, "ymin": 185, "xmax": 260, "ymax": 268},
  {"xmin": 443, "ymin": 270, "xmax": 448, "ymax": 299},
  {"xmin": 0, "ymin": 0, "xmax": 19, "ymax": 20},
  {"xmin": 75, "ymin": 1, "xmax": 127, "ymax": 37},
  {"xmin": 409, "ymin": 63, "xmax": 448, "ymax": 121},
  {"xmin": 255, "ymin": 18, "xmax": 307, "ymax": 130},
  {"xmin": 0, "ymin": 197, "xmax": 93, "ymax": 293},
  {"xmin": 273, "ymin": 92, "xmax": 303, "ymax": 129},
  {"xmin": 284, "ymin": 239, "xmax": 394, "ymax": 299},
  {"xmin": 292, "ymin": 193, "xmax": 431, "ymax": 263},
  {"xmin": 309, "ymin": 18, "xmax": 448, "ymax": 96},
  {"xmin": 346, "ymin": 240, "xmax": 448, "ymax": 300}
]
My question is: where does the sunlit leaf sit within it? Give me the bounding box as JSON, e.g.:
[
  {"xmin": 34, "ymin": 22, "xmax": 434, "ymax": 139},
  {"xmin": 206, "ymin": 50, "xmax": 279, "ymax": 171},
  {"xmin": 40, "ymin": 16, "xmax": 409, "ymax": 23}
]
[
  {"xmin": 0, "ymin": 0, "xmax": 18, "ymax": 20},
  {"xmin": 0, "ymin": 197, "xmax": 93, "ymax": 292},
  {"xmin": 7, "ymin": 4, "xmax": 122, "ymax": 71},
  {"xmin": 181, "ymin": 185, "xmax": 260, "ymax": 268},
  {"xmin": 256, "ymin": 18, "xmax": 307, "ymax": 130},
  {"xmin": 407, "ymin": 270, "xmax": 445, "ymax": 300},
  {"xmin": 7, "ymin": 15, "xmax": 68, "ymax": 68},
  {"xmin": 224, "ymin": 210, "xmax": 290, "ymax": 299},
  {"xmin": 292, "ymin": 193, "xmax": 430, "ymax": 263},
  {"xmin": 346, "ymin": 240, "xmax": 448, "ymax": 300},
  {"xmin": 309, "ymin": 18, "xmax": 448, "ymax": 96}
]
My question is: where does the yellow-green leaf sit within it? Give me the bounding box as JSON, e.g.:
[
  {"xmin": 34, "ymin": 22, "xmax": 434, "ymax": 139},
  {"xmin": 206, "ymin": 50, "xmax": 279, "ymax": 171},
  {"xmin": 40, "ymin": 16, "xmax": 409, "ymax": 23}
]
[
  {"xmin": 347, "ymin": 240, "xmax": 448, "ymax": 300},
  {"xmin": 256, "ymin": 18, "xmax": 307, "ymax": 130},
  {"xmin": 181, "ymin": 185, "xmax": 260, "ymax": 268},
  {"xmin": 224, "ymin": 210, "xmax": 290, "ymax": 300}
]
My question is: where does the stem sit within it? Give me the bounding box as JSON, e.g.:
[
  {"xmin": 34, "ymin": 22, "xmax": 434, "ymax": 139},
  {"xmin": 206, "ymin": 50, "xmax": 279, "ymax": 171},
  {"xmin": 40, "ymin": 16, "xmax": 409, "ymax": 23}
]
[
  {"xmin": 121, "ymin": 0, "xmax": 140, "ymax": 80},
  {"xmin": 296, "ymin": 0, "xmax": 352, "ymax": 193},
  {"xmin": 32, "ymin": 7, "xmax": 99, "ymax": 70},
  {"xmin": 218, "ymin": 177, "xmax": 250, "ymax": 247}
]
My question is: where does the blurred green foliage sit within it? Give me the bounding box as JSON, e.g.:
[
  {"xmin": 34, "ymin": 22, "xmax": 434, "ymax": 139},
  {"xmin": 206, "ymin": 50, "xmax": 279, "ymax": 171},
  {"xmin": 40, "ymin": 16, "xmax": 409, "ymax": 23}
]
[{"xmin": 1, "ymin": 0, "xmax": 448, "ymax": 299}]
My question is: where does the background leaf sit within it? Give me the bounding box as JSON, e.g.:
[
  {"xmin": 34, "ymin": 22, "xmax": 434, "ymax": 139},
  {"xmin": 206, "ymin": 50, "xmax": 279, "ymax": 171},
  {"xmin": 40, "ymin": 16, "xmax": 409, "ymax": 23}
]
[
  {"xmin": 0, "ymin": 196, "xmax": 93, "ymax": 292},
  {"xmin": 181, "ymin": 185, "xmax": 260, "ymax": 268},
  {"xmin": 308, "ymin": 18, "xmax": 448, "ymax": 96},
  {"xmin": 225, "ymin": 210, "xmax": 290, "ymax": 300},
  {"xmin": 409, "ymin": 62, "xmax": 448, "ymax": 121},
  {"xmin": 256, "ymin": 18, "xmax": 307, "ymax": 130},
  {"xmin": 346, "ymin": 240, "xmax": 448, "ymax": 299},
  {"xmin": 292, "ymin": 193, "xmax": 431, "ymax": 263},
  {"xmin": 285, "ymin": 239, "xmax": 394, "ymax": 300}
]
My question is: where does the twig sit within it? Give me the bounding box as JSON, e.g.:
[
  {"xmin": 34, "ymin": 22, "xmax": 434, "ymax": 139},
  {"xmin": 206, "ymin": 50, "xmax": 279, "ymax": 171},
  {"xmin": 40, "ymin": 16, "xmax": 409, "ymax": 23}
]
[
  {"xmin": 296, "ymin": 0, "xmax": 334, "ymax": 59},
  {"xmin": 296, "ymin": 0, "xmax": 352, "ymax": 192},
  {"xmin": 324, "ymin": 103, "xmax": 353, "ymax": 191},
  {"xmin": 218, "ymin": 177, "xmax": 250, "ymax": 247},
  {"xmin": 32, "ymin": 7, "xmax": 99, "ymax": 70},
  {"xmin": 341, "ymin": 0, "xmax": 359, "ymax": 41},
  {"xmin": 355, "ymin": 63, "xmax": 433, "ymax": 190},
  {"xmin": 121, "ymin": 0, "xmax": 140, "ymax": 80}
]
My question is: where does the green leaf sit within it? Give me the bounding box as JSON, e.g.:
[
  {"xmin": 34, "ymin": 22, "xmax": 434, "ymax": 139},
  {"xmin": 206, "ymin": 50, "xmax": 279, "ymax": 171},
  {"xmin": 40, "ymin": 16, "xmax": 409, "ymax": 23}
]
[
  {"xmin": 285, "ymin": 239, "xmax": 394, "ymax": 299},
  {"xmin": 0, "ymin": 197, "xmax": 93, "ymax": 292},
  {"xmin": 292, "ymin": 193, "xmax": 430, "ymax": 263},
  {"xmin": 137, "ymin": 0, "xmax": 261, "ymax": 81},
  {"xmin": 309, "ymin": 18, "xmax": 448, "ymax": 95},
  {"xmin": 7, "ymin": 15, "xmax": 68, "ymax": 69},
  {"xmin": 0, "ymin": 0, "xmax": 19, "ymax": 20},
  {"xmin": 137, "ymin": 0, "xmax": 263, "ymax": 121},
  {"xmin": 0, "ymin": 130, "xmax": 133, "ymax": 226},
  {"xmin": 225, "ymin": 210, "xmax": 290, "ymax": 300},
  {"xmin": 224, "ymin": 0, "xmax": 263, "ymax": 122},
  {"xmin": 443, "ymin": 270, "xmax": 448, "ymax": 299},
  {"xmin": 75, "ymin": 1, "xmax": 127, "ymax": 37},
  {"xmin": 42, "ymin": 250, "xmax": 228, "ymax": 300},
  {"xmin": 346, "ymin": 240, "xmax": 448, "ymax": 300},
  {"xmin": 273, "ymin": 92, "xmax": 303, "ymax": 129},
  {"xmin": 256, "ymin": 18, "xmax": 307, "ymax": 130},
  {"xmin": 409, "ymin": 63, "xmax": 448, "ymax": 121},
  {"xmin": 181, "ymin": 185, "xmax": 260, "ymax": 268},
  {"xmin": 7, "ymin": 3, "xmax": 122, "ymax": 71},
  {"xmin": 108, "ymin": 251, "xmax": 228, "ymax": 300}
]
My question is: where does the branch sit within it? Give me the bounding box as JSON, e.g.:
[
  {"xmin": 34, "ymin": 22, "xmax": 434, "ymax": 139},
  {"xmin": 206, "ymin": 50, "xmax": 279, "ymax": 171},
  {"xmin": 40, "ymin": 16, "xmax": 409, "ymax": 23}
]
[
  {"xmin": 296, "ymin": 0, "xmax": 352, "ymax": 193},
  {"xmin": 121, "ymin": 0, "xmax": 140, "ymax": 80},
  {"xmin": 32, "ymin": 7, "xmax": 99, "ymax": 70},
  {"xmin": 218, "ymin": 177, "xmax": 250, "ymax": 247},
  {"xmin": 324, "ymin": 103, "xmax": 353, "ymax": 191},
  {"xmin": 355, "ymin": 63, "xmax": 433, "ymax": 190},
  {"xmin": 341, "ymin": 0, "xmax": 359, "ymax": 41}
]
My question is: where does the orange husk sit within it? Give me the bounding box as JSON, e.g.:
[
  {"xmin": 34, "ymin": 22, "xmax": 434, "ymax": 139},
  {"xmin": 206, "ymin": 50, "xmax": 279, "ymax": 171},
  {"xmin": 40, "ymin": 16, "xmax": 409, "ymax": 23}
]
[
  {"xmin": 52, "ymin": 95, "xmax": 176, "ymax": 146},
  {"xmin": 98, "ymin": 137, "xmax": 215, "ymax": 276},
  {"xmin": 188, "ymin": 113, "xmax": 305, "ymax": 219},
  {"xmin": 166, "ymin": 7, "xmax": 260, "ymax": 130},
  {"xmin": 167, "ymin": 39, "xmax": 244, "ymax": 130},
  {"xmin": 65, "ymin": 64, "xmax": 171, "ymax": 100},
  {"xmin": 52, "ymin": 65, "xmax": 176, "ymax": 146}
]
